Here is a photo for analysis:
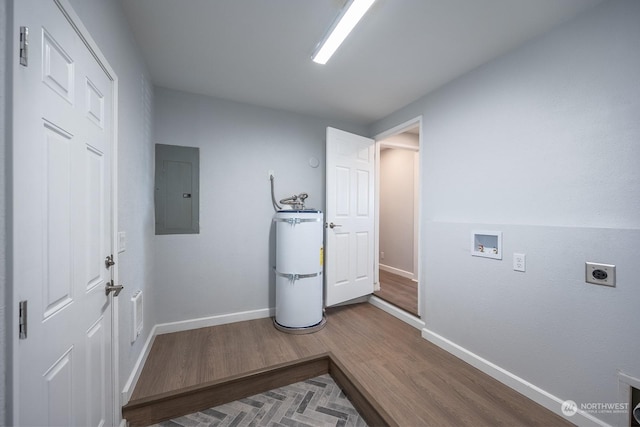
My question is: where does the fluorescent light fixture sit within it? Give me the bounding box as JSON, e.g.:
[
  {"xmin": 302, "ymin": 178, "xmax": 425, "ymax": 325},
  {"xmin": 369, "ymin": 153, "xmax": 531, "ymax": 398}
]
[{"xmin": 312, "ymin": 0, "xmax": 376, "ymax": 65}]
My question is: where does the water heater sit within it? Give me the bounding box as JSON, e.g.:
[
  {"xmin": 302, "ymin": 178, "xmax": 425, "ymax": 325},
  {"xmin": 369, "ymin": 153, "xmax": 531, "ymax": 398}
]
[{"xmin": 273, "ymin": 209, "xmax": 325, "ymax": 333}]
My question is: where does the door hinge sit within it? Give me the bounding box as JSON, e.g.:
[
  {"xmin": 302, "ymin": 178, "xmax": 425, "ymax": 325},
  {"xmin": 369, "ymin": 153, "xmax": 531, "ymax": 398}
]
[
  {"xmin": 19, "ymin": 300, "xmax": 27, "ymax": 339},
  {"xmin": 19, "ymin": 26, "xmax": 28, "ymax": 67}
]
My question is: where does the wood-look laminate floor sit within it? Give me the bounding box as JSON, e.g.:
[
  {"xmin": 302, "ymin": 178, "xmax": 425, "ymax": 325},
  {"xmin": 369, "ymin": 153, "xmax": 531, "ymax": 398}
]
[
  {"xmin": 374, "ymin": 270, "xmax": 418, "ymax": 316},
  {"xmin": 130, "ymin": 303, "xmax": 570, "ymax": 426}
]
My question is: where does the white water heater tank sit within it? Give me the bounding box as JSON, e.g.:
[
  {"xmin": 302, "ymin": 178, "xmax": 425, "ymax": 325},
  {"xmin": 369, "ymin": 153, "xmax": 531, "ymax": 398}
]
[{"xmin": 273, "ymin": 210, "xmax": 324, "ymax": 330}]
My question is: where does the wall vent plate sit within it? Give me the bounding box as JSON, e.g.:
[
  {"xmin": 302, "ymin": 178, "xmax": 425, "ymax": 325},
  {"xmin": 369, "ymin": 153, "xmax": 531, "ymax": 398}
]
[
  {"xmin": 585, "ymin": 262, "xmax": 615, "ymax": 287},
  {"xmin": 131, "ymin": 291, "xmax": 143, "ymax": 342}
]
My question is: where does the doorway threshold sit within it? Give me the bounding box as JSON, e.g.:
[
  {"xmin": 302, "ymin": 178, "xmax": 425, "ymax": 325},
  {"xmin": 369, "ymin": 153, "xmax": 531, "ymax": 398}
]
[{"xmin": 368, "ymin": 296, "xmax": 425, "ymax": 330}]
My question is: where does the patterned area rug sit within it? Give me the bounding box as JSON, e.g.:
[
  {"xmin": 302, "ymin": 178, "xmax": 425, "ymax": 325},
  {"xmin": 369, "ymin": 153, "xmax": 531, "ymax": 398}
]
[{"xmin": 150, "ymin": 374, "xmax": 368, "ymax": 427}]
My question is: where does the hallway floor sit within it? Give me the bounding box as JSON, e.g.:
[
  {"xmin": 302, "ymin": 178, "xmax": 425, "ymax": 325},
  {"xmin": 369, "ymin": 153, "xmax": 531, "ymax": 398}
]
[{"xmin": 374, "ymin": 270, "xmax": 418, "ymax": 316}]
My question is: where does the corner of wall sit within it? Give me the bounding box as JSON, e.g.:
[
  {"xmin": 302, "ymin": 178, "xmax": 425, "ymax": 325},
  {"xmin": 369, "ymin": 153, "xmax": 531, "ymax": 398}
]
[{"xmin": 120, "ymin": 307, "xmax": 274, "ymax": 404}]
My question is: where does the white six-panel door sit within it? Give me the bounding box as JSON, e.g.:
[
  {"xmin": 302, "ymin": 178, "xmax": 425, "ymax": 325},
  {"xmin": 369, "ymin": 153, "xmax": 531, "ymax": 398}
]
[
  {"xmin": 325, "ymin": 127, "xmax": 375, "ymax": 306},
  {"xmin": 13, "ymin": 1, "xmax": 115, "ymax": 425}
]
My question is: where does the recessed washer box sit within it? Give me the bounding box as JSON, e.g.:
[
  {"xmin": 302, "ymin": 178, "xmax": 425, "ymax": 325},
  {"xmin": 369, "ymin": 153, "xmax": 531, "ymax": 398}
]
[{"xmin": 471, "ymin": 231, "xmax": 502, "ymax": 260}]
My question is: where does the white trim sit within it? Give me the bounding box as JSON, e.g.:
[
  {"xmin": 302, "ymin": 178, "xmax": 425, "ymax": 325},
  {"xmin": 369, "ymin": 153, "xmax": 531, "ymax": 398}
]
[
  {"xmin": 413, "ymin": 151, "xmax": 419, "ymax": 286},
  {"xmin": 111, "ymin": 68, "xmax": 121, "ymax": 427},
  {"xmin": 121, "ymin": 325, "xmax": 157, "ymax": 405},
  {"xmin": 368, "ymin": 296, "xmax": 424, "ymax": 330},
  {"xmin": 54, "ymin": 0, "xmax": 116, "ymax": 80},
  {"xmin": 374, "ymin": 138, "xmax": 380, "ymax": 290},
  {"xmin": 120, "ymin": 308, "xmax": 275, "ymax": 405},
  {"xmin": 379, "ymin": 263, "xmax": 414, "ymax": 280},
  {"xmin": 415, "ymin": 118, "xmax": 423, "ymax": 317},
  {"xmin": 379, "ymin": 140, "xmax": 419, "ymax": 151},
  {"xmin": 154, "ymin": 308, "xmax": 275, "ymax": 335},
  {"xmin": 422, "ymin": 328, "xmax": 610, "ymax": 427},
  {"xmin": 374, "ymin": 117, "xmax": 421, "ymax": 141}
]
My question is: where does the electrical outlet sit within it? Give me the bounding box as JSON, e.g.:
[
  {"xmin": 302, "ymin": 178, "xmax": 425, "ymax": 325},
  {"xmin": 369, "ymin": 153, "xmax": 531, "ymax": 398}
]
[
  {"xmin": 513, "ymin": 253, "xmax": 526, "ymax": 272},
  {"xmin": 585, "ymin": 262, "xmax": 615, "ymax": 287},
  {"xmin": 380, "ymin": 251, "xmax": 385, "ymax": 260}
]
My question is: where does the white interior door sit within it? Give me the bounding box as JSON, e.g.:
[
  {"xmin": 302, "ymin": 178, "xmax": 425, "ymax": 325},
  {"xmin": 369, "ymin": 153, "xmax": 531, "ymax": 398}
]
[
  {"xmin": 325, "ymin": 127, "xmax": 375, "ymax": 306},
  {"xmin": 13, "ymin": 1, "xmax": 115, "ymax": 425}
]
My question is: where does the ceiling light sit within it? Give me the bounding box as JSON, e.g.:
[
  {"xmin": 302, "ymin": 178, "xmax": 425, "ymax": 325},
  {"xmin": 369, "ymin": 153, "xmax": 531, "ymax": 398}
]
[{"xmin": 312, "ymin": 0, "xmax": 376, "ymax": 65}]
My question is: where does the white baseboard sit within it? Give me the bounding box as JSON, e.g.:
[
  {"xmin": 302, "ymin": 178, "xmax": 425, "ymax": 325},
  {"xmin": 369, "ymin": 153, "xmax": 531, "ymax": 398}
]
[
  {"xmin": 368, "ymin": 296, "xmax": 424, "ymax": 330},
  {"xmin": 154, "ymin": 307, "xmax": 275, "ymax": 335},
  {"xmin": 422, "ymin": 328, "xmax": 610, "ymax": 427},
  {"xmin": 379, "ymin": 264, "xmax": 415, "ymax": 280},
  {"xmin": 120, "ymin": 325, "xmax": 158, "ymax": 405},
  {"xmin": 120, "ymin": 307, "xmax": 275, "ymax": 405}
]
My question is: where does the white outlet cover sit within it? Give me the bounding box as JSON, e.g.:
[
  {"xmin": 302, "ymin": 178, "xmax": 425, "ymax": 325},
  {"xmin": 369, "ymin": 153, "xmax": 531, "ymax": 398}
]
[
  {"xmin": 513, "ymin": 253, "xmax": 526, "ymax": 272},
  {"xmin": 585, "ymin": 262, "xmax": 615, "ymax": 287}
]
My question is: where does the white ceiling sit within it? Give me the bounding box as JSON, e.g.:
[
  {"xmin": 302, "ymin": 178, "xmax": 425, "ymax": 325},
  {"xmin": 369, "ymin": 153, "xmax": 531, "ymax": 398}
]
[{"xmin": 120, "ymin": 0, "xmax": 603, "ymax": 125}]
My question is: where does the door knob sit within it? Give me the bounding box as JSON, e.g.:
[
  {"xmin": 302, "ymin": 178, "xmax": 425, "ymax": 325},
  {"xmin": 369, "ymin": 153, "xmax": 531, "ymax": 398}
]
[
  {"xmin": 328, "ymin": 222, "xmax": 342, "ymax": 229},
  {"xmin": 105, "ymin": 280, "xmax": 124, "ymax": 297}
]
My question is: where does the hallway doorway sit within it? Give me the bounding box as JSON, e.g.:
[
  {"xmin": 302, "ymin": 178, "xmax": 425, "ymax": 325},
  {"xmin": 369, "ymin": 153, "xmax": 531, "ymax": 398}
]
[{"xmin": 374, "ymin": 121, "xmax": 420, "ymax": 318}]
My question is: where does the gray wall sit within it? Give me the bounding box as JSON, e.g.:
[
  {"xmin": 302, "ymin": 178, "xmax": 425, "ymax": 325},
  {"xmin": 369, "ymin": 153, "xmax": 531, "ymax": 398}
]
[
  {"xmin": 66, "ymin": 0, "xmax": 156, "ymax": 396},
  {"xmin": 0, "ymin": 0, "xmax": 7, "ymax": 423},
  {"xmin": 370, "ymin": 1, "xmax": 640, "ymax": 424},
  {"xmin": 153, "ymin": 87, "xmax": 366, "ymax": 323}
]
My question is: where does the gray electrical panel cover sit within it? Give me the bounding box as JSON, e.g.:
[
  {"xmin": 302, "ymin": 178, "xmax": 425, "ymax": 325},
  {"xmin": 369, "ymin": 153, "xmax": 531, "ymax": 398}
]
[{"xmin": 155, "ymin": 144, "xmax": 199, "ymax": 234}]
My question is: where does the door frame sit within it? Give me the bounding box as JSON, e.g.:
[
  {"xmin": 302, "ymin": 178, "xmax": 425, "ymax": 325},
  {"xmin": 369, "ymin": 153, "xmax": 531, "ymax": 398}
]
[
  {"xmin": 373, "ymin": 116, "xmax": 423, "ymax": 319},
  {"xmin": 10, "ymin": 0, "xmax": 121, "ymax": 424}
]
